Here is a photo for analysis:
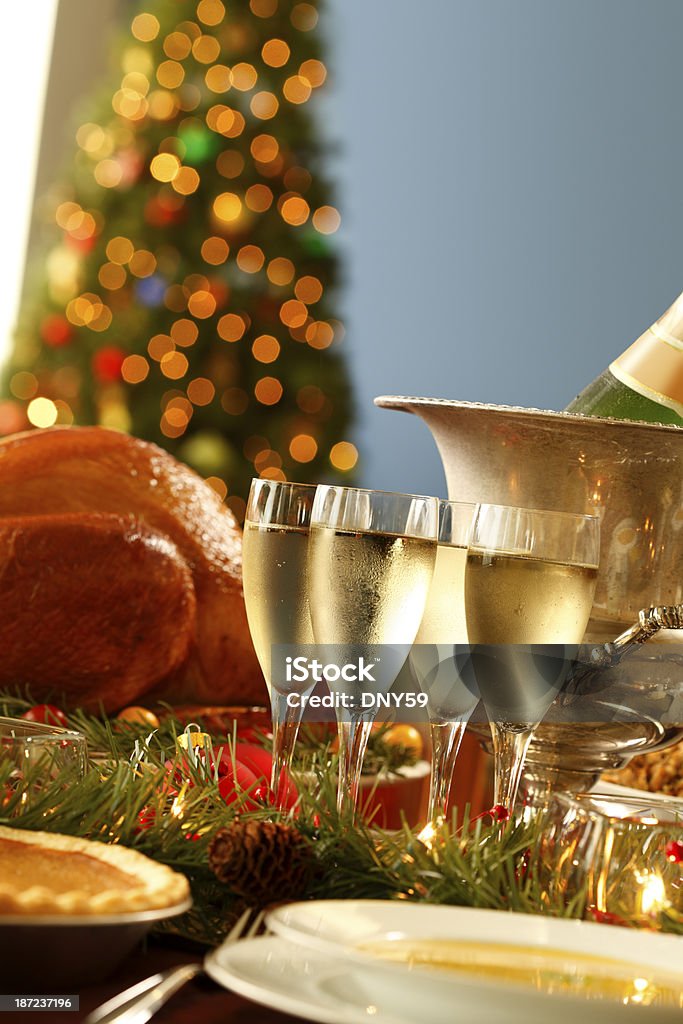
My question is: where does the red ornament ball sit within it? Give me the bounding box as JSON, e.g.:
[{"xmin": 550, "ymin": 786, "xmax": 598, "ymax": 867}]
[
  {"xmin": 229, "ymin": 743, "xmax": 273, "ymax": 781},
  {"xmin": 223, "ymin": 743, "xmax": 298, "ymax": 810},
  {"xmin": 22, "ymin": 704, "xmax": 68, "ymax": 728},
  {"xmin": 41, "ymin": 314, "xmax": 73, "ymax": 348},
  {"xmin": 92, "ymin": 346, "xmax": 125, "ymax": 383},
  {"xmin": 665, "ymin": 840, "xmax": 683, "ymax": 864},
  {"xmin": 217, "ymin": 761, "xmax": 261, "ymax": 810}
]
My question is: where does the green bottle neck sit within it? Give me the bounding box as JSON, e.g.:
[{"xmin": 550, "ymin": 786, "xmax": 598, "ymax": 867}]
[{"xmin": 567, "ymin": 369, "xmax": 683, "ymax": 426}]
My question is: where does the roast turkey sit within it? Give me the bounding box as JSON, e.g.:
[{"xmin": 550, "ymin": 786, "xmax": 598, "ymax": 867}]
[{"xmin": 0, "ymin": 426, "xmax": 264, "ymax": 710}]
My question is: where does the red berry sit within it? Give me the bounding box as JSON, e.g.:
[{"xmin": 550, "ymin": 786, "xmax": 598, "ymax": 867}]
[
  {"xmin": 587, "ymin": 906, "xmax": 629, "ymax": 927},
  {"xmin": 135, "ymin": 806, "xmax": 155, "ymax": 833},
  {"xmin": 472, "ymin": 804, "xmax": 510, "ymax": 824},
  {"xmin": 665, "ymin": 840, "xmax": 683, "ymax": 864},
  {"xmin": 22, "ymin": 704, "xmax": 68, "ymax": 728}
]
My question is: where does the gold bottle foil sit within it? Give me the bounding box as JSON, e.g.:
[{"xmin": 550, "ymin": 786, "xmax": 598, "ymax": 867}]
[{"xmin": 611, "ymin": 326, "xmax": 683, "ymax": 416}]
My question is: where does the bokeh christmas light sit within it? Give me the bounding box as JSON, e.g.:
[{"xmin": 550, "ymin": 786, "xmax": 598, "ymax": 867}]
[{"xmin": 5, "ymin": 0, "xmax": 355, "ymax": 519}]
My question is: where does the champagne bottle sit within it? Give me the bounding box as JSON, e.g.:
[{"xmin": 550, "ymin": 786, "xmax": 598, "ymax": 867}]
[{"xmin": 566, "ymin": 291, "xmax": 683, "ymax": 425}]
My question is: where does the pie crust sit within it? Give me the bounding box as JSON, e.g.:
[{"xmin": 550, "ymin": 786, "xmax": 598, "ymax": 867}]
[{"xmin": 0, "ymin": 825, "xmax": 190, "ymax": 916}]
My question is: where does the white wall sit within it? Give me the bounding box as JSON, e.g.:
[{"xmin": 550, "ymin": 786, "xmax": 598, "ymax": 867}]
[{"xmin": 0, "ymin": 1, "xmax": 58, "ymax": 364}]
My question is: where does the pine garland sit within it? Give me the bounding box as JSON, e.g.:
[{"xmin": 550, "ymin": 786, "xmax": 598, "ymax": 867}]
[{"xmin": 1, "ymin": 693, "xmax": 681, "ymax": 946}]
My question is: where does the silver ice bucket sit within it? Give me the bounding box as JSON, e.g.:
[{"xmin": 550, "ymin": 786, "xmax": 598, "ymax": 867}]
[{"xmin": 375, "ymin": 397, "xmax": 683, "ymax": 793}]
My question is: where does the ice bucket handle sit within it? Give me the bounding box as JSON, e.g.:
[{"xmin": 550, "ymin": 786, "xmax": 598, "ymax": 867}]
[{"xmin": 590, "ymin": 605, "xmax": 683, "ymax": 670}]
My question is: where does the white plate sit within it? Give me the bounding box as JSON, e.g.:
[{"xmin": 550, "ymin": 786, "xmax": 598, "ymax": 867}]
[
  {"xmin": 267, "ymin": 901, "xmax": 683, "ymax": 1023},
  {"xmin": 205, "ymin": 934, "xmax": 413, "ymax": 1024}
]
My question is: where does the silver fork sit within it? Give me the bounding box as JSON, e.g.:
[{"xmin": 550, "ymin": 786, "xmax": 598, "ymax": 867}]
[{"xmin": 85, "ymin": 908, "xmax": 265, "ymax": 1024}]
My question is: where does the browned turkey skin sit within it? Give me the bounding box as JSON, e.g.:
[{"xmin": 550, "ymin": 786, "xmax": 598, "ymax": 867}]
[{"xmin": 0, "ymin": 426, "xmax": 264, "ymax": 711}]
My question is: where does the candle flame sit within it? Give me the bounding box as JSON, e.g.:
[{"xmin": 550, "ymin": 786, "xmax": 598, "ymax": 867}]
[
  {"xmin": 636, "ymin": 870, "xmax": 668, "ymax": 916},
  {"xmin": 417, "ymin": 819, "xmax": 443, "ymax": 851}
]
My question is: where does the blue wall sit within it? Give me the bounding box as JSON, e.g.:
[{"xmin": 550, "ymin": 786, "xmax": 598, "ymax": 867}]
[{"xmin": 327, "ymin": 0, "xmax": 683, "ymax": 496}]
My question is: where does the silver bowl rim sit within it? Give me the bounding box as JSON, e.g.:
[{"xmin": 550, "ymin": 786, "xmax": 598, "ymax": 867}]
[
  {"xmin": 553, "ymin": 789, "xmax": 683, "ymax": 822},
  {"xmin": 0, "ymin": 895, "xmax": 193, "ymax": 928},
  {"xmin": 374, "ymin": 395, "xmax": 683, "ymax": 436}
]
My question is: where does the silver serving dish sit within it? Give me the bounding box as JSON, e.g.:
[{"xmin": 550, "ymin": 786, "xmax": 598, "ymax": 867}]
[
  {"xmin": 0, "ymin": 899, "xmax": 192, "ymax": 990},
  {"xmin": 376, "ymin": 397, "xmax": 683, "ymax": 793}
]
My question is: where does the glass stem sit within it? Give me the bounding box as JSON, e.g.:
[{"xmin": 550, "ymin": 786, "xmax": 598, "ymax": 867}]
[
  {"xmin": 270, "ymin": 691, "xmax": 303, "ymax": 809},
  {"xmin": 490, "ymin": 723, "xmax": 535, "ymax": 813},
  {"xmin": 336, "ymin": 715, "xmax": 374, "ymax": 820},
  {"xmin": 427, "ymin": 719, "xmax": 468, "ymax": 824}
]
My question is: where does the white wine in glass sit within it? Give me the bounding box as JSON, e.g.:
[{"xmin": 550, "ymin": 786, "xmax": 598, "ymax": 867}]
[
  {"xmin": 242, "ymin": 479, "xmax": 317, "ymax": 807},
  {"xmin": 465, "ymin": 553, "xmax": 599, "ymax": 644},
  {"xmin": 465, "ymin": 504, "xmax": 600, "ymax": 815},
  {"xmin": 409, "ymin": 500, "xmax": 477, "ymax": 825},
  {"xmin": 415, "ymin": 543, "xmax": 469, "ymax": 643},
  {"xmin": 309, "ymin": 529, "xmax": 436, "ymax": 644},
  {"xmin": 308, "ymin": 485, "xmax": 438, "ymax": 818}
]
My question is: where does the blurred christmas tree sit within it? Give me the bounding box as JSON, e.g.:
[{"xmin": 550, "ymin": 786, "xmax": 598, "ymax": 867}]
[{"xmin": 4, "ymin": 0, "xmax": 355, "ymax": 519}]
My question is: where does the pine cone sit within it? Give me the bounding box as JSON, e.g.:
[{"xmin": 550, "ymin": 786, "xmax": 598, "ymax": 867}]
[{"xmin": 209, "ymin": 820, "xmax": 316, "ymax": 903}]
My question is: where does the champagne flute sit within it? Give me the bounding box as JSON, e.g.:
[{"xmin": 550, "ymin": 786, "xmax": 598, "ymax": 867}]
[
  {"xmin": 242, "ymin": 479, "xmax": 316, "ymax": 807},
  {"xmin": 409, "ymin": 500, "xmax": 478, "ymax": 825},
  {"xmin": 308, "ymin": 486, "xmax": 438, "ymax": 818},
  {"xmin": 465, "ymin": 504, "xmax": 600, "ymax": 814}
]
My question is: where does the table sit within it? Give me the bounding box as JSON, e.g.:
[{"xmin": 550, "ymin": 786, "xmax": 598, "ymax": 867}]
[{"xmin": 30, "ymin": 940, "xmax": 307, "ymax": 1024}]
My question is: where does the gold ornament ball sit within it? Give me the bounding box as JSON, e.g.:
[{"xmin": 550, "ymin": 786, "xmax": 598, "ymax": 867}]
[{"xmin": 116, "ymin": 705, "xmax": 161, "ymax": 728}]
